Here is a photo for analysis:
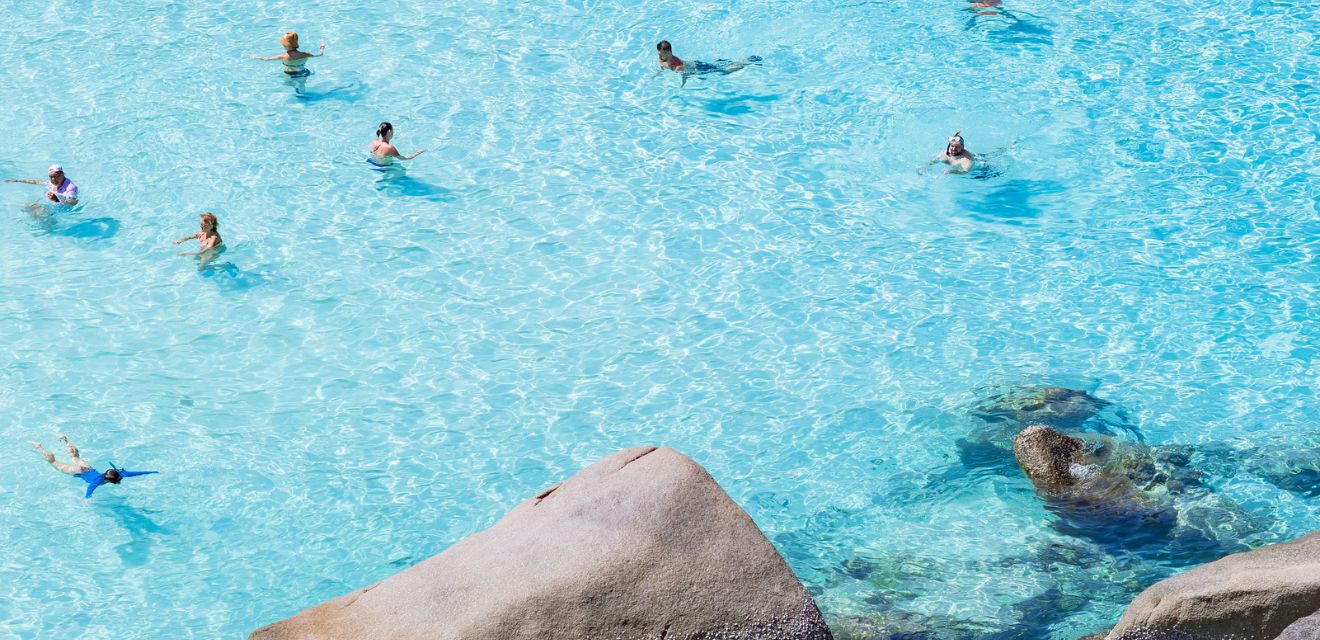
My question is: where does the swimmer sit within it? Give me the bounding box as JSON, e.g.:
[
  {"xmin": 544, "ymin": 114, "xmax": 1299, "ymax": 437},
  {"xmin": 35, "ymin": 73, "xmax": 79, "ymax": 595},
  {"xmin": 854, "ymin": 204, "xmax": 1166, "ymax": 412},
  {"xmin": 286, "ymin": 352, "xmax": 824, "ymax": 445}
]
[
  {"xmin": 174, "ymin": 212, "xmax": 224, "ymax": 256},
  {"xmin": 656, "ymin": 41, "xmax": 761, "ymax": 85},
  {"xmin": 249, "ymin": 32, "xmax": 324, "ymax": 92},
  {"xmin": 937, "ymin": 131, "xmax": 976, "ymax": 173},
  {"xmin": 6, "ymin": 164, "xmax": 79, "ymax": 206},
  {"xmin": 30, "ymin": 434, "xmax": 157, "ymax": 500},
  {"xmin": 369, "ymin": 122, "xmax": 426, "ymax": 167},
  {"xmin": 657, "ymin": 40, "xmax": 686, "ymax": 72}
]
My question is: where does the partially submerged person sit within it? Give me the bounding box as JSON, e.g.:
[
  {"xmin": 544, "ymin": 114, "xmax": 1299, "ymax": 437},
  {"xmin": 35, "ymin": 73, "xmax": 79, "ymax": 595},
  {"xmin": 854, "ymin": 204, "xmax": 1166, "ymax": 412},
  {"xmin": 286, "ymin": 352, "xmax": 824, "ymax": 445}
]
[
  {"xmin": 174, "ymin": 212, "xmax": 224, "ymax": 256},
  {"xmin": 30, "ymin": 434, "xmax": 157, "ymax": 500},
  {"xmin": 6, "ymin": 164, "xmax": 79, "ymax": 206},
  {"xmin": 938, "ymin": 131, "xmax": 976, "ymax": 173},
  {"xmin": 250, "ymin": 32, "xmax": 324, "ymax": 92},
  {"xmin": 369, "ymin": 122, "xmax": 426, "ymax": 167},
  {"xmin": 656, "ymin": 41, "xmax": 761, "ymax": 84}
]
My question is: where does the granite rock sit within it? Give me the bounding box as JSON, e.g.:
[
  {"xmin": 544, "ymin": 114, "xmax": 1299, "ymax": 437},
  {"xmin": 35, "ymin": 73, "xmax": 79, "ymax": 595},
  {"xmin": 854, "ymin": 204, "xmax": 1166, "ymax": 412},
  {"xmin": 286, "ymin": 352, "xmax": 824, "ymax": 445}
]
[{"xmin": 250, "ymin": 446, "xmax": 832, "ymax": 640}]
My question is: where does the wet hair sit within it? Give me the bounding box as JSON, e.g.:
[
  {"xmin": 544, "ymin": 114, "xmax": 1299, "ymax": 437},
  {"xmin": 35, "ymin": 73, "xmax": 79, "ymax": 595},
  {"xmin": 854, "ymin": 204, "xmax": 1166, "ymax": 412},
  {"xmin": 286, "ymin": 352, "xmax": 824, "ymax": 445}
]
[
  {"xmin": 946, "ymin": 131, "xmax": 966, "ymax": 155},
  {"xmin": 104, "ymin": 468, "xmax": 122, "ymax": 484},
  {"xmin": 200, "ymin": 212, "xmax": 218, "ymax": 230},
  {"xmin": 280, "ymin": 31, "xmax": 299, "ymax": 50},
  {"xmin": 657, "ymin": 40, "xmax": 672, "ymax": 52},
  {"xmin": 376, "ymin": 122, "xmax": 393, "ymax": 139}
]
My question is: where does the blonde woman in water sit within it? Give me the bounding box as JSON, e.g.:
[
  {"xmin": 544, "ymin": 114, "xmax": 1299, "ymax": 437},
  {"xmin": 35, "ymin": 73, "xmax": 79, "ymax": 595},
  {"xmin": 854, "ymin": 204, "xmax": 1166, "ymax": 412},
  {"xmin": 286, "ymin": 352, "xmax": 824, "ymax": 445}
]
[
  {"xmin": 249, "ymin": 32, "xmax": 325, "ymax": 92},
  {"xmin": 175, "ymin": 212, "xmax": 224, "ymax": 257}
]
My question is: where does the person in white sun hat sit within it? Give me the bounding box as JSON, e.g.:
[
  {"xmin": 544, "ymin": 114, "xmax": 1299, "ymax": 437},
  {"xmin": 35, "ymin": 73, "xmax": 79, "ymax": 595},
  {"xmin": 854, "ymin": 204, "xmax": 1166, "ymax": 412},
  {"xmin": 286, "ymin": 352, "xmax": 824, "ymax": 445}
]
[{"xmin": 6, "ymin": 164, "xmax": 79, "ymax": 206}]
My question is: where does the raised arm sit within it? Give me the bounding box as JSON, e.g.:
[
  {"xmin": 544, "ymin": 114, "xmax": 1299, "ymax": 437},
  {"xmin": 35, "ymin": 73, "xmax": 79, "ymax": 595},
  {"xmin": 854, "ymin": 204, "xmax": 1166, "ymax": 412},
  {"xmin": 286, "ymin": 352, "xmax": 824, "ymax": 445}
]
[{"xmin": 313, "ymin": 43, "xmax": 326, "ymax": 57}]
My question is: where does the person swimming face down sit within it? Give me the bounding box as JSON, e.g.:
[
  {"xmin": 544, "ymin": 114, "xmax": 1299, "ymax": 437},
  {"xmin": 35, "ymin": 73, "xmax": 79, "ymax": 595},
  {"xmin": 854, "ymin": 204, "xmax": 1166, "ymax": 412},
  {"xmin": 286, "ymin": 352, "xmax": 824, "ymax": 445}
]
[{"xmin": 104, "ymin": 467, "xmax": 122, "ymax": 484}]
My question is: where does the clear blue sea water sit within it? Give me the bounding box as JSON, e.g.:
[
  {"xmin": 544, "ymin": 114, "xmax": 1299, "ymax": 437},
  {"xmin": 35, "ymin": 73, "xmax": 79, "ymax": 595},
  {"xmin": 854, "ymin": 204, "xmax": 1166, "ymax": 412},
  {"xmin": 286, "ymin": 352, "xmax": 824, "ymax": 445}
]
[{"xmin": 0, "ymin": 0, "xmax": 1316, "ymax": 637}]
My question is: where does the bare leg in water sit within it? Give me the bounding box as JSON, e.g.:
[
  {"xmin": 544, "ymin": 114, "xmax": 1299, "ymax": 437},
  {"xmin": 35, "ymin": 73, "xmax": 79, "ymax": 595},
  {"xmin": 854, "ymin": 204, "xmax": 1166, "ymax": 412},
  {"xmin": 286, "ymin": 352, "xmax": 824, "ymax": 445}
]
[{"xmin": 30, "ymin": 434, "xmax": 92, "ymax": 475}]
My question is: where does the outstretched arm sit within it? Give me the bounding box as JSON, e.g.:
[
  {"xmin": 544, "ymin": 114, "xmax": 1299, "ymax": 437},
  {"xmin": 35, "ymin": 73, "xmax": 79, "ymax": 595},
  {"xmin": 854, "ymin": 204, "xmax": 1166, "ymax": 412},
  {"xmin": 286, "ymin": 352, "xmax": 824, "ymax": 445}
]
[
  {"xmin": 403, "ymin": 149, "xmax": 427, "ymax": 160},
  {"xmin": 247, "ymin": 52, "xmax": 284, "ymax": 61},
  {"xmin": 119, "ymin": 470, "xmax": 159, "ymax": 478},
  {"xmin": 313, "ymin": 43, "xmax": 326, "ymax": 57},
  {"xmin": 173, "ymin": 233, "xmax": 200, "ymax": 245},
  {"xmin": 84, "ymin": 476, "xmax": 106, "ymax": 500},
  {"xmin": 6, "ymin": 179, "xmax": 44, "ymax": 185}
]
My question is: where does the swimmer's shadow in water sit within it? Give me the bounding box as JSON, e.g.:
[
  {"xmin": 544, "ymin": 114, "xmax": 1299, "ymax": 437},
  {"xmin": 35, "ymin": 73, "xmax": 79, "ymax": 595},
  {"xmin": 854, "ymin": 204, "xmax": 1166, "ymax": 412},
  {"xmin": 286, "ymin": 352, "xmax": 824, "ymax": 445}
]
[
  {"xmin": 26, "ymin": 208, "xmax": 120, "ymax": 240},
  {"xmin": 103, "ymin": 503, "xmax": 173, "ymax": 567},
  {"xmin": 957, "ymin": 178, "xmax": 1065, "ymax": 225},
  {"xmin": 698, "ymin": 93, "xmax": 783, "ymax": 116},
  {"xmin": 56, "ymin": 217, "xmax": 121, "ymax": 240},
  {"xmin": 197, "ymin": 260, "xmax": 279, "ymax": 291},
  {"xmin": 296, "ymin": 81, "xmax": 368, "ymax": 103},
  {"xmin": 964, "ymin": 9, "xmax": 1054, "ymax": 46},
  {"xmin": 374, "ymin": 173, "xmax": 458, "ymax": 203}
]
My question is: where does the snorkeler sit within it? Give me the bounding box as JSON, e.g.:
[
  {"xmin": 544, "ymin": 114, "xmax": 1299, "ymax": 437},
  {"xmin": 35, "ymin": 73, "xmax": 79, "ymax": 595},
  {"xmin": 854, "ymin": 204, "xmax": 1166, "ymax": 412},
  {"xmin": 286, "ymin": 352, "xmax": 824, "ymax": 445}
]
[
  {"xmin": 369, "ymin": 122, "xmax": 427, "ymax": 167},
  {"xmin": 5, "ymin": 165, "xmax": 79, "ymax": 206},
  {"xmin": 937, "ymin": 131, "xmax": 976, "ymax": 173},
  {"xmin": 656, "ymin": 41, "xmax": 761, "ymax": 84},
  {"xmin": 30, "ymin": 434, "xmax": 157, "ymax": 500},
  {"xmin": 249, "ymin": 31, "xmax": 325, "ymax": 90},
  {"xmin": 174, "ymin": 212, "xmax": 224, "ymax": 256}
]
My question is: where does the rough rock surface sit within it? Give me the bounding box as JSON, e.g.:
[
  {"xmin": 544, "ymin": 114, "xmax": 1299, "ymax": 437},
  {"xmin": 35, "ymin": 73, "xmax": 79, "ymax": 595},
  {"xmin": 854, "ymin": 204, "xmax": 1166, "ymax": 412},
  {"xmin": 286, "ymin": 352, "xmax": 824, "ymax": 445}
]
[
  {"xmin": 1275, "ymin": 610, "xmax": 1320, "ymax": 640},
  {"xmin": 250, "ymin": 446, "xmax": 833, "ymax": 640},
  {"xmin": 1106, "ymin": 531, "xmax": 1320, "ymax": 640},
  {"xmin": 1013, "ymin": 424, "xmax": 1087, "ymax": 494}
]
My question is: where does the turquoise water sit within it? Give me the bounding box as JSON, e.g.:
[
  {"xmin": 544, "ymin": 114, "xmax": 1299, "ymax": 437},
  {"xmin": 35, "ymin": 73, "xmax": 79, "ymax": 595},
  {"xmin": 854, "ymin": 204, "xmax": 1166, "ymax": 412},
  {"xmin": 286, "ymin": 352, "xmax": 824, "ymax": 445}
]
[{"xmin": 1, "ymin": 0, "xmax": 1316, "ymax": 637}]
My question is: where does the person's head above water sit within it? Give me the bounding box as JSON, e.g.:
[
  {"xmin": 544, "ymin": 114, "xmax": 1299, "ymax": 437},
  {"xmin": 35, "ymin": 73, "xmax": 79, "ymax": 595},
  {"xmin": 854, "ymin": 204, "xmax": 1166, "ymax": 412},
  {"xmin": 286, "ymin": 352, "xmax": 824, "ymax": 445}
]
[
  {"xmin": 280, "ymin": 31, "xmax": 299, "ymax": 51},
  {"xmin": 200, "ymin": 212, "xmax": 218, "ymax": 233},
  {"xmin": 376, "ymin": 122, "xmax": 394, "ymax": 141},
  {"xmin": 103, "ymin": 467, "xmax": 122, "ymax": 484},
  {"xmin": 657, "ymin": 40, "xmax": 674, "ymax": 60},
  {"xmin": 48, "ymin": 164, "xmax": 65, "ymax": 183},
  {"xmin": 946, "ymin": 131, "xmax": 966, "ymax": 156}
]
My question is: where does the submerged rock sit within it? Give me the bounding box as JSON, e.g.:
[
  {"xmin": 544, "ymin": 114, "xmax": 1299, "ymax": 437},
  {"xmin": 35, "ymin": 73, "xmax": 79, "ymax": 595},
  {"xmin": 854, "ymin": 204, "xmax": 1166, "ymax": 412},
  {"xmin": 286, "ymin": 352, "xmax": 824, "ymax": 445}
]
[
  {"xmin": 958, "ymin": 385, "xmax": 1131, "ymax": 474},
  {"xmin": 249, "ymin": 446, "xmax": 832, "ymax": 640},
  {"xmin": 1250, "ymin": 445, "xmax": 1320, "ymax": 498},
  {"xmin": 1010, "ymin": 425, "xmax": 1268, "ymax": 560},
  {"xmin": 1106, "ymin": 531, "xmax": 1320, "ymax": 640},
  {"xmin": 973, "ymin": 386, "xmax": 1108, "ymax": 430},
  {"xmin": 1012, "ymin": 425, "xmax": 1177, "ymax": 536}
]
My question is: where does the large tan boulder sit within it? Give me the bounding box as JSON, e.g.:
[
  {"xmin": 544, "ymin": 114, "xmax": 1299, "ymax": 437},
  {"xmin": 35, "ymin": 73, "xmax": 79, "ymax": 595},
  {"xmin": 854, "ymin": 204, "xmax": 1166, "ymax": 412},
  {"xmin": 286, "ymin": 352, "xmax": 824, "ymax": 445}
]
[
  {"xmin": 250, "ymin": 446, "xmax": 832, "ymax": 640},
  {"xmin": 1107, "ymin": 531, "xmax": 1320, "ymax": 639}
]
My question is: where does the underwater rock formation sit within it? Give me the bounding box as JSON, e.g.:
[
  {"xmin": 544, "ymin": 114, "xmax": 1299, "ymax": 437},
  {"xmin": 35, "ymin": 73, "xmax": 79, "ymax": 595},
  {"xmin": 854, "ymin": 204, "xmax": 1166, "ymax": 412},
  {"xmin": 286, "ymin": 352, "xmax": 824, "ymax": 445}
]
[
  {"xmin": 1010, "ymin": 425, "xmax": 1264, "ymax": 558},
  {"xmin": 1013, "ymin": 425, "xmax": 1178, "ymax": 535},
  {"xmin": 249, "ymin": 446, "xmax": 832, "ymax": 640},
  {"xmin": 958, "ymin": 385, "xmax": 1130, "ymax": 474},
  {"xmin": 973, "ymin": 386, "xmax": 1109, "ymax": 429}
]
